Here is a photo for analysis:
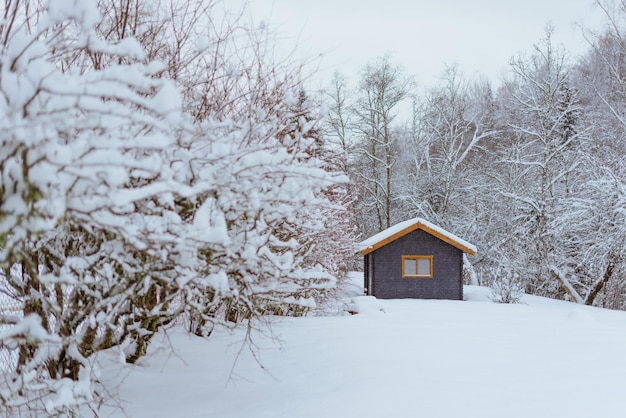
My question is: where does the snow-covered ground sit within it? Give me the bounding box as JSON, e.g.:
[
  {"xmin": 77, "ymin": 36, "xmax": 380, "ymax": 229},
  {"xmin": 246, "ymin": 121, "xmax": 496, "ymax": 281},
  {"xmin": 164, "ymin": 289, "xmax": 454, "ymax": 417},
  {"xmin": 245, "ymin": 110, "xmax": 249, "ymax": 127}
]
[{"xmin": 98, "ymin": 274, "xmax": 626, "ymax": 418}]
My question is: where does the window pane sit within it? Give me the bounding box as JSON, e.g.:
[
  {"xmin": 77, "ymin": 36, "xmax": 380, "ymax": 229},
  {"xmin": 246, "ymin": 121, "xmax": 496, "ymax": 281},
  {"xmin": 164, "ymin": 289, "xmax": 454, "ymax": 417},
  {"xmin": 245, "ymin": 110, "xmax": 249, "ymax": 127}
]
[
  {"xmin": 417, "ymin": 258, "xmax": 431, "ymax": 276},
  {"xmin": 404, "ymin": 258, "xmax": 417, "ymax": 276}
]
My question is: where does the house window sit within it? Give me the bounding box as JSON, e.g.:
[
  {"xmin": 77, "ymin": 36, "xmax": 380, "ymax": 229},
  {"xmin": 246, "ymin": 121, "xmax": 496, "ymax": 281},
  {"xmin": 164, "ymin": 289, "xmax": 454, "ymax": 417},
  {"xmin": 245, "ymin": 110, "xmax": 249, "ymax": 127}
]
[{"xmin": 402, "ymin": 255, "xmax": 433, "ymax": 278}]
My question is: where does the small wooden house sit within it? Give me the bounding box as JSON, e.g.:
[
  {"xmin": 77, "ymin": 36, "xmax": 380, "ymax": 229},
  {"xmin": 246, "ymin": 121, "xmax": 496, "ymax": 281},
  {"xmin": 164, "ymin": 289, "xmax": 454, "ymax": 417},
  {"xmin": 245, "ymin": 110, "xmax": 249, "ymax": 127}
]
[{"xmin": 357, "ymin": 218, "xmax": 476, "ymax": 300}]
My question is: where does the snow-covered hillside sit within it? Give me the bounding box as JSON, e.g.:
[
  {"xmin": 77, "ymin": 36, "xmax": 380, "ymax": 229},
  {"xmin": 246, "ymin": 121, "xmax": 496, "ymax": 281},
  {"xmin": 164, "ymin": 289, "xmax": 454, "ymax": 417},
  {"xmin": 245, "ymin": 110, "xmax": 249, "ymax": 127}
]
[{"xmin": 99, "ymin": 278, "xmax": 626, "ymax": 418}]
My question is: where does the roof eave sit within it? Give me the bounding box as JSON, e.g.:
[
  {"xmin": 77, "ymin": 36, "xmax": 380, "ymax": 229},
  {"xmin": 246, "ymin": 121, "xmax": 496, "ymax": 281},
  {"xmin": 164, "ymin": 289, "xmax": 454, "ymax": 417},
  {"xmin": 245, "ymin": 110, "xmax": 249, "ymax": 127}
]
[{"xmin": 359, "ymin": 222, "xmax": 476, "ymax": 256}]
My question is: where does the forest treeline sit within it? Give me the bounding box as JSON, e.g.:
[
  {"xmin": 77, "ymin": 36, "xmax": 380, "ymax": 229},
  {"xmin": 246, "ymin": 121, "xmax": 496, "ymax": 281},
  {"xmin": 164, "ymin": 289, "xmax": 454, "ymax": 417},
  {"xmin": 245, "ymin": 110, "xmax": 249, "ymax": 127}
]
[{"xmin": 0, "ymin": 0, "xmax": 625, "ymax": 415}]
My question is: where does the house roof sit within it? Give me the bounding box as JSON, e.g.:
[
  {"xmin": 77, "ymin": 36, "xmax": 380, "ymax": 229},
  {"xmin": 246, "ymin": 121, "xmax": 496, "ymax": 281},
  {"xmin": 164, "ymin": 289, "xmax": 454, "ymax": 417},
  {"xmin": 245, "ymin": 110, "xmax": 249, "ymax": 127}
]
[{"xmin": 357, "ymin": 218, "xmax": 477, "ymax": 256}]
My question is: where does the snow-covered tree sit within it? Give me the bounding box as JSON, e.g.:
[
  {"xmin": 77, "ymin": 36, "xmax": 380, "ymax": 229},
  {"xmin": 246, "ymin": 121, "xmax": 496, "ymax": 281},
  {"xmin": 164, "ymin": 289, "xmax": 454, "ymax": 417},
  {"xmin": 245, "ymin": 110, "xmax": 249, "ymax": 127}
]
[
  {"xmin": 549, "ymin": 163, "xmax": 626, "ymax": 307},
  {"xmin": 547, "ymin": 0, "xmax": 626, "ymax": 307},
  {"xmin": 399, "ymin": 66, "xmax": 496, "ymax": 227},
  {"xmin": 496, "ymin": 27, "xmax": 584, "ymax": 297}
]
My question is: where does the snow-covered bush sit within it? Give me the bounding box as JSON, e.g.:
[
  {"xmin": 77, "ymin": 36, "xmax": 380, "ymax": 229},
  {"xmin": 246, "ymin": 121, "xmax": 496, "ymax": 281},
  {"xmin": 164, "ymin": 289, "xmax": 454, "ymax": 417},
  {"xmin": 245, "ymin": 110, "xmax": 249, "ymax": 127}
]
[
  {"xmin": 0, "ymin": 0, "xmax": 199, "ymax": 414},
  {"xmin": 489, "ymin": 268, "xmax": 523, "ymax": 304},
  {"xmin": 0, "ymin": 0, "xmax": 349, "ymax": 415},
  {"xmin": 174, "ymin": 66, "xmax": 346, "ymax": 328}
]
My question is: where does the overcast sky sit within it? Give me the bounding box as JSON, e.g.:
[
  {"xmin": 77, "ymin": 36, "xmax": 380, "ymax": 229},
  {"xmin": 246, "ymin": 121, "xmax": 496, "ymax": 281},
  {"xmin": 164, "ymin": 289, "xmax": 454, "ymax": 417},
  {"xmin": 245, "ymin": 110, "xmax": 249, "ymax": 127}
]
[{"xmin": 242, "ymin": 0, "xmax": 608, "ymax": 87}]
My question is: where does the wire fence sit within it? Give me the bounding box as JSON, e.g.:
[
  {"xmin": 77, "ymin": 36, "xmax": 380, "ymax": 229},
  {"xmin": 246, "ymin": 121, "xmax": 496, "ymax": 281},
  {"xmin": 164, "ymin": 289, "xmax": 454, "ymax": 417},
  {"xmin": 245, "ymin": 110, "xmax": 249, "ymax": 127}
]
[{"xmin": 0, "ymin": 274, "xmax": 22, "ymax": 373}]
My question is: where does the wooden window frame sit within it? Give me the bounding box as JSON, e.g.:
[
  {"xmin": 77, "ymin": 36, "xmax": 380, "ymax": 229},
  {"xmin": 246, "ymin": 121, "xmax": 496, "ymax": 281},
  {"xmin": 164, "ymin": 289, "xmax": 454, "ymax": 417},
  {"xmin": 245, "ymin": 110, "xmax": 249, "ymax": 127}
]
[{"xmin": 402, "ymin": 255, "xmax": 433, "ymax": 278}]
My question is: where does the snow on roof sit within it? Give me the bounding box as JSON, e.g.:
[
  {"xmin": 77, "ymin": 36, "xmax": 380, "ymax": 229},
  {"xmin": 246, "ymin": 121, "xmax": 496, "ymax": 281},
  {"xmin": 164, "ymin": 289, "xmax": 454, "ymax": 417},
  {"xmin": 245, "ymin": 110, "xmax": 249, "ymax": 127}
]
[{"xmin": 357, "ymin": 217, "xmax": 477, "ymax": 255}]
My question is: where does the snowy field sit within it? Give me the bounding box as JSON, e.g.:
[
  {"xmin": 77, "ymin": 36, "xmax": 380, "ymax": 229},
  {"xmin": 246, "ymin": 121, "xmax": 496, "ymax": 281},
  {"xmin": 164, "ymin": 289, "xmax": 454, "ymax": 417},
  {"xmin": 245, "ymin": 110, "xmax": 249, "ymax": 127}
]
[{"xmin": 99, "ymin": 276, "xmax": 626, "ymax": 418}]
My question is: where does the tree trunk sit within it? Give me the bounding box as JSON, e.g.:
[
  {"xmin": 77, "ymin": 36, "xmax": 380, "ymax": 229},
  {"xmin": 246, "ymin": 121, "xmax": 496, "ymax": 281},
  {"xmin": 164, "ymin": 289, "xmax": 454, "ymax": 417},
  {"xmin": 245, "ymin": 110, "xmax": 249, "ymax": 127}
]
[{"xmin": 585, "ymin": 257, "xmax": 615, "ymax": 306}]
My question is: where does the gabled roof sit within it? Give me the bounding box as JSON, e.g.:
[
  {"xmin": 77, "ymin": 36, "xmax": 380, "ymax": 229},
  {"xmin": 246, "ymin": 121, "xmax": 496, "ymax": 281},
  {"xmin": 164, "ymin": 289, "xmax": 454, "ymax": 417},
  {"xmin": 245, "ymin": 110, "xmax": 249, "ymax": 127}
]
[{"xmin": 357, "ymin": 217, "xmax": 477, "ymax": 256}]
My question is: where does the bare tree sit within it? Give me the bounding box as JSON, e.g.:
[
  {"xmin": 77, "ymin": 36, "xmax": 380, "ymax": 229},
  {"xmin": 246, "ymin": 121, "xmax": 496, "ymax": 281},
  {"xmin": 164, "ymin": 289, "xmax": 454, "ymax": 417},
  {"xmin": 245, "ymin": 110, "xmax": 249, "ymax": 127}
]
[
  {"xmin": 326, "ymin": 71, "xmax": 354, "ymax": 174},
  {"xmin": 352, "ymin": 55, "xmax": 412, "ymax": 234}
]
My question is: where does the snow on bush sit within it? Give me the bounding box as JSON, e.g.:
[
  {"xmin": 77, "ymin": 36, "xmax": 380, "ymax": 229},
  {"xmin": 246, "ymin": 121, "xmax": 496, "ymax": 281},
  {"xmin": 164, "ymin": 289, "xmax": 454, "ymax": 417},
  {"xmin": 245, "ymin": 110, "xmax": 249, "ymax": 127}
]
[
  {"xmin": 489, "ymin": 268, "xmax": 523, "ymax": 304},
  {"xmin": 0, "ymin": 0, "xmax": 347, "ymax": 415}
]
